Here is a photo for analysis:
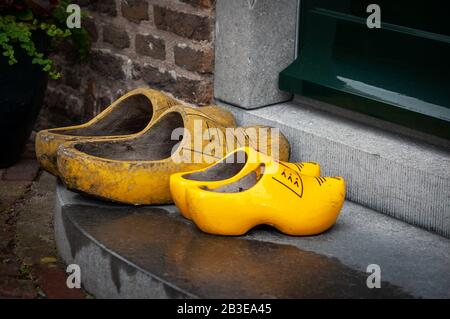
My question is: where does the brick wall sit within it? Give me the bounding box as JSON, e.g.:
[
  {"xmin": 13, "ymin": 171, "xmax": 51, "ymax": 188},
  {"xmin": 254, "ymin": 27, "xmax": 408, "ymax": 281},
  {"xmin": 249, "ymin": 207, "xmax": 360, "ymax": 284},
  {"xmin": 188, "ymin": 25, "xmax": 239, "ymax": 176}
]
[{"xmin": 38, "ymin": 0, "xmax": 215, "ymax": 129}]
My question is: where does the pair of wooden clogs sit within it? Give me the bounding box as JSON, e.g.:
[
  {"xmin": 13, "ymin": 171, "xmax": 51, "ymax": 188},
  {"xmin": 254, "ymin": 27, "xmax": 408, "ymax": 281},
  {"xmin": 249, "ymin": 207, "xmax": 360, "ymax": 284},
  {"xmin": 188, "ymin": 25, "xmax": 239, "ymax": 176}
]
[{"xmin": 36, "ymin": 88, "xmax": 345, "ymax": 236}]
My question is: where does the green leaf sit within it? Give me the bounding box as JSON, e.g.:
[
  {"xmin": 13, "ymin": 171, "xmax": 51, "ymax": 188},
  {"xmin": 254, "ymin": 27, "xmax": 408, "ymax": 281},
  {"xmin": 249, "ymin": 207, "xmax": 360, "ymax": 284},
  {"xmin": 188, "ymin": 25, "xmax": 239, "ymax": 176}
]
[{"xmin": 0, "ymin": 4, "xmax": 91, "ymax": 79}]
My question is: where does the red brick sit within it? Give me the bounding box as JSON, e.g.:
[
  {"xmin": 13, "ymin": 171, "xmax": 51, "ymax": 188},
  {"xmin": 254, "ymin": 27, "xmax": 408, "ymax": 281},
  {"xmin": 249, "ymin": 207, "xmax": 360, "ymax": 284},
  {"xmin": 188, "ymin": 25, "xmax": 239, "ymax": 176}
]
[
  {"xmin": 89, "ymin": 50, "xmax": 127, "ymax": 80},
  {"xmin": 87, "ymin": 0, "xmax": 117, "ymax": 17},
  {"xmin": 121, "ymin": 0, "xmax": 149, "ymax": 23},
  {"xmin": 175, "ymin": 76, "xmax": 213, "ymax": 104},
  {"xmin": 103, "ymin": 23, "xmax": 130, "ymax": 49},
  {"xmin": 32, "ymin": 265, "xmax": 85, "ymax": 299},
  {"xmin": 135, "ymin": 34, "xmax": 166, "ymax": 60},
  {"xmin": 174, "ymin": 44, "xmax": 213, "ymax": 73},
  {"xmin": 154, "ymin": 6, "xmax": 212, "ymax": 41},
  {"xmin": 3, "ymin": 160, "xmax": 40, "ymax": 181},
  {"xmin": 180, "ymin": 0, "xmax": 215, "ymax": 9},
  {"xmin": 64, "ymin": 68, "xmax": 82, "ymax": 90},
  {"xmin": 136, "ymin": 63, "xmax": 213, "ymax": 104},
  {"xmin": 42, "ymin": 88, "xmax": 66, "ymax": 112},
  {"xmin": 84, "ymin": 16, "xmax": 98, "ymax": 42}
]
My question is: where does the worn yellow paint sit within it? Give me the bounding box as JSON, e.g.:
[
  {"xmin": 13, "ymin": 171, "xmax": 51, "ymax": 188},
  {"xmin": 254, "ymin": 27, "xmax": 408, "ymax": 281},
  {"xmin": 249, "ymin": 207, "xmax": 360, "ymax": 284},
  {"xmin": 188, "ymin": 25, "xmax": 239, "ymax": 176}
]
[
  {"xmin": 56, "ymin": 105, "xmax": 242, "ymax": 205},
  {"xmin": 35, "ymin": 88, "xmax": 178, "ymax": 176},
  {"xmin": 184, "ymin": 147, "xmax": 345, "ymax": 236},
  {"xmin": 171, "ymin": 147, "xmax": 320, "ymax": 220},
  {"xmin": 35, "ymin": 88, "xmax": 237, "ymax": 176}
]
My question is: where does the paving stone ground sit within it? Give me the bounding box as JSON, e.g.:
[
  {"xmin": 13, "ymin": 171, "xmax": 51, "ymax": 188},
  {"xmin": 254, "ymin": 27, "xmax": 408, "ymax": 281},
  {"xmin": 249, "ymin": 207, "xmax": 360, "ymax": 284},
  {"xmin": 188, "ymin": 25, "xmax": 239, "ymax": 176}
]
[{"xmin": 0, "ymin": 135, "xmax": 87, "ymax": 299}]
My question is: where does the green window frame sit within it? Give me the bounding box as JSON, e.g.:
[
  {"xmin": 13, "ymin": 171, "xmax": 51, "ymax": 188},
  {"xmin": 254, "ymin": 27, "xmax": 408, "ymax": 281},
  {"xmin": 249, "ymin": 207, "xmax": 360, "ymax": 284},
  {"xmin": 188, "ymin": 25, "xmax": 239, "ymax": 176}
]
[{"xmin": 279, "ymin": 0, "xmax": 450, "ymax": 140}]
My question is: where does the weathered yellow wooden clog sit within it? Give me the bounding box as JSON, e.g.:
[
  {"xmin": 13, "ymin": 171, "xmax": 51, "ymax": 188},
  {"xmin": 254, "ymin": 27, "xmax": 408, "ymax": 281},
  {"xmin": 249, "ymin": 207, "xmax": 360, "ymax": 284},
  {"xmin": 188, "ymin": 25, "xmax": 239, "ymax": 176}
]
[
  {"xmin": 56, "ymin": 105, "xmax": 287, "ymax": 205},
  {"xmin": 185, "ymin": 147, "xmax": 345, "ymax": 236},
  {"xmin": 35, "ymin": 88, "xmax": 179, "ymax": 175},
  {"xmin": 170, "ymin": 146, "xmax": 320, "ymax": 220}
]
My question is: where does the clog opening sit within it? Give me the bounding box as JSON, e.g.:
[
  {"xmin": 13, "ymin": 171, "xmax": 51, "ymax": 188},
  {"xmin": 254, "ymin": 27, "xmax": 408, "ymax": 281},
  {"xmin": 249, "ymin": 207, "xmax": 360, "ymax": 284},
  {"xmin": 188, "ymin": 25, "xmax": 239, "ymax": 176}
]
[
  {"xmin": 57, "ymin": 94, "xmax": 154, "ymax": 136},
  {"xmin": 183, "ymin": 150, "xmax": 248, "ymax": 181},
  {"xmin": 74, "ymin": 112, "xmax": 184, "ymax": 161},
  {"xmin": 203, "ymin": 164, "xmax": 265, "ymax": 193}
]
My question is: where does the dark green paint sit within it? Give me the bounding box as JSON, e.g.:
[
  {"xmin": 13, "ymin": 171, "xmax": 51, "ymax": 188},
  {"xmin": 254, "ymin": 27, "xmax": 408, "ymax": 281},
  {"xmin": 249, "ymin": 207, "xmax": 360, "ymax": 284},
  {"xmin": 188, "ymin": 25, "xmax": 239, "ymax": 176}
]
[{"xmin": 279, "ymin": 0, "xmax": 450, "ymax": 139}]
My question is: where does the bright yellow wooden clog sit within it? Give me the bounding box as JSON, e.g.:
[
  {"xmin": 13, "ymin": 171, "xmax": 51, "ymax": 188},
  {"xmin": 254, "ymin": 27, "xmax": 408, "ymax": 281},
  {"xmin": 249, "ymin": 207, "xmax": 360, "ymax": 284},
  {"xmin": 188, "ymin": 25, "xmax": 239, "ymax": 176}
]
[
  {"xmin": 56, "ymin": 106, "xmax": 289, "ymax": 205},
  {"xmin": 170, "ymin": 146, "xmax": 320, "ymax": 220},
  {"xmin": 185, "ymin": 147, "xmax": 345, "ymax": 236}
]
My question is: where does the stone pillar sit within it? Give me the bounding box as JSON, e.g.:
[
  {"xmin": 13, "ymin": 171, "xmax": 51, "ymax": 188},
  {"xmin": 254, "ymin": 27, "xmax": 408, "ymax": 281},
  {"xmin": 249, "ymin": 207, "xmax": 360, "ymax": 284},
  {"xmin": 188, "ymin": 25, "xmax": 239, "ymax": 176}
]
[{"xmin": 214, "ymin": 0, "xmax": 299, "ymax": 109}]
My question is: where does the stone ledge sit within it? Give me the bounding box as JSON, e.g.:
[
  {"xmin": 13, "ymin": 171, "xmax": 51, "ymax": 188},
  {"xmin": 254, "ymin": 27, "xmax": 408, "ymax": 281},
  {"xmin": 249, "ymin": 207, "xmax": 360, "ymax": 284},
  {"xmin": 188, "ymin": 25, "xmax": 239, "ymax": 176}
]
[
  {"xmin": 55, "ymin": 182, "xmax": 450, "ymax": 298},
  {"xmin": 218, "ymin": 100, "xmax": 450, "ymax": 238},
  {"xmin": 214, "ymin": 0, "xmax": 298, "ymax": 108}
]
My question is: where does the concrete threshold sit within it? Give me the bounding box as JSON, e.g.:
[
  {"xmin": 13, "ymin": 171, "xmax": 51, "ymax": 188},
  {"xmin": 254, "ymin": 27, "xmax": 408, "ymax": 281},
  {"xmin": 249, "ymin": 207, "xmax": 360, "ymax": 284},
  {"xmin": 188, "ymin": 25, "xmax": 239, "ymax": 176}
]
[
  {"xmin": 55, "ymin": 182, "xmax": 450, "ymax": 298},
  {"xmin": 217, "ymin": 99, "xmax": 450, "ymax": 238}
]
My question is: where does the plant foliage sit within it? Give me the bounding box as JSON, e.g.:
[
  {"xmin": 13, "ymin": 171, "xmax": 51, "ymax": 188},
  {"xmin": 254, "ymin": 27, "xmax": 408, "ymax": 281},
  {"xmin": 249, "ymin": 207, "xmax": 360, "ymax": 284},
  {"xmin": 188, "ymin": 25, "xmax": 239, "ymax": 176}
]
[{"xmin": 0, "ymin": 0, "xmax": 90, "ymax": 79}]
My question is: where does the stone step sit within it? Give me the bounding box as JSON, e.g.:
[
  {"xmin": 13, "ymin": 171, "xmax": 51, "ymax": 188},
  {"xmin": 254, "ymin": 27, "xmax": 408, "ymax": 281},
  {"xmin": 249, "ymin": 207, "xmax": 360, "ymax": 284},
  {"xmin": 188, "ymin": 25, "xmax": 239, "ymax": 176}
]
[
  {"xmin": 55, "ymin": 181, "xmax": 450, "ymax": 298},
  {"xmin": 218, "ymin": 100, "xmax": 450, "ymax": 238}
]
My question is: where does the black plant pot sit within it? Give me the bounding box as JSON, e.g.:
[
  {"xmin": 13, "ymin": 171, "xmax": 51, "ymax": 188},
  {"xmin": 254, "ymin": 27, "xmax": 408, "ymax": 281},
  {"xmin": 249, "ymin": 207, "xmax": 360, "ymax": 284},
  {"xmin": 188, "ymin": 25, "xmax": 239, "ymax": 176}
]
[{"xmin": 0, "ymin": 33, "xmax": 49, "ymax": 168}]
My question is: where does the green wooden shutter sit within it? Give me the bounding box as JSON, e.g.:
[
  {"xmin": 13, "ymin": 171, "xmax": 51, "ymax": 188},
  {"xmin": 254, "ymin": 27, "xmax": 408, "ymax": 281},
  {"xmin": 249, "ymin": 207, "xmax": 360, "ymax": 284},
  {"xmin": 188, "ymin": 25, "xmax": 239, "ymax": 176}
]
[{"xmin": 279, "ymin": 0, "xmax": 450, "ymax": 139}]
